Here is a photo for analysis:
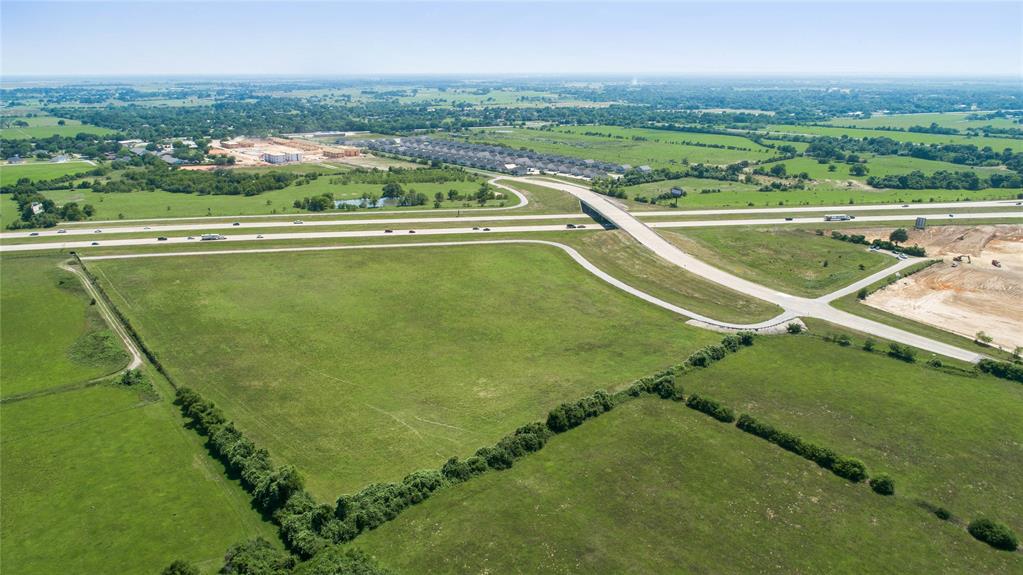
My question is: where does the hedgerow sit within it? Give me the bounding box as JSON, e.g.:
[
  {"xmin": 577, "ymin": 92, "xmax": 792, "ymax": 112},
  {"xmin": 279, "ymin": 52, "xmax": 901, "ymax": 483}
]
[
  {"xmin": 736, "ymin": 414, "xmax": 867, "ymax": 483},
  {"xmin": 685, "ymin": 394, "xmax": 736, "ymax": 423}
]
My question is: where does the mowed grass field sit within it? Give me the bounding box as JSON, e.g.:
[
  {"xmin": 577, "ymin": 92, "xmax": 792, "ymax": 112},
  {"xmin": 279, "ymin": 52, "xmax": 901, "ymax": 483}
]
[
  {"xmin": 682, "ymin": 334, "xmax": 1023, "ymax": 535},
  {"xmin": 90, "ymin": 244, "xmax": 718, "ymax": 499},
  {"xmin": 354, "ymin": 398, "xmax": 1021, "ymax": 574},
  {"xmin": 1, "ymin": 255, "xmax": 129, "ymax": 397},
  {"xmin": 0, "ymin": 255, "xmax": 276, "ymax": 575},
  {"xmin": 552, "ymin": 124, "xmax": 776, "ymax": 154},
  {"xmin": 464, "ymin": 126, "xmax": 772, "ymax": 167},
  {"xmin": 660, "ymin": 227, "xmax": 892, "ymax": 297},
  {"xmin": 0, "ymin": 116, "xmax": 114, "ymax": 139}
]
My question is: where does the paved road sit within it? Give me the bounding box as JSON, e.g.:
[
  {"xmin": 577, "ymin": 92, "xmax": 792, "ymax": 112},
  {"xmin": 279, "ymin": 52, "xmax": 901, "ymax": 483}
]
[
  {"xmin": 511, "ymin": 177, "xmax": 988, "ymax": 363},
  {"xmin": 632, "ymin": 199, "xmax": 1022, "ymax": 218},
  {"xmin": 0, "ymin": 224, "xmax": 588, "ymax": 253},
  {"xmin": 647, "ymin": 211, "xmax": 1023, "ymax": 230}
]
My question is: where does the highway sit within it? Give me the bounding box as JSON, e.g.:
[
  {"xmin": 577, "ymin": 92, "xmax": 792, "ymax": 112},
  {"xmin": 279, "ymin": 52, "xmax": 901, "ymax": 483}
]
[{"xmin": 509, "ymin": 177, "xmax": 990, "ymax": 363}]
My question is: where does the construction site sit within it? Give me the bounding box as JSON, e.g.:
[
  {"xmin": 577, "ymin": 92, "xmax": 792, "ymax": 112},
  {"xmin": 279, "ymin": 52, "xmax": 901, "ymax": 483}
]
[
  {"xmin": 856, "ymin": 224, "xmax": 1023, "ymax": 351},
  {"xmin": 209, "ymin": 137, "xmax": 363, "ymax": 167}
]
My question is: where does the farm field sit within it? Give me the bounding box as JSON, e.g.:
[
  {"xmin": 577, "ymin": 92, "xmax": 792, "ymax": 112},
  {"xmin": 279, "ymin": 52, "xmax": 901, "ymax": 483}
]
[
  {"xmin": 824, "ymin": 112, "xmax": 1021, "ymax": 131},
  {"xmin": 463, "ymin": 126, "xmax": 772, "ymax": 167},
  {"xmin": 758, "ymin": 124, "xmax": 1023, "ymax": 152},
  {"xmin": 89, "ymin": 244, "xmax": 718, "ymax": 499},
  {"xmin": 681, "ymin": 333, "xmax": 1023, "ymax": 535},
  {"xmin": 0, "ymin": 116, "xmax": 114, "ymax": 139},
  {"xmin": 0, "ymin": 255, "xmax": 129, "ymax": 398},
  {"xmin": 354, "ymin": 397, "xmax": 1021, "ymax": 574},
  {"xmin": 659, "ymin": 227, "xmax": 893, "ymax": 297}
]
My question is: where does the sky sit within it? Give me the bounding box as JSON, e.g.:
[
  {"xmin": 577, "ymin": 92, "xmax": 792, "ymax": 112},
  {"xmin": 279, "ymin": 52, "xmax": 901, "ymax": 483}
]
[{"xmin": 1, "ymin": 1, "xmax": 1021, "ymax": 78}]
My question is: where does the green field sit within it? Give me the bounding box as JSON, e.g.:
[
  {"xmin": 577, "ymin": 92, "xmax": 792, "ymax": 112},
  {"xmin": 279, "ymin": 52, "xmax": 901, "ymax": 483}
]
[
  {"xmin": 824, "ymin": 112, "xmax": 1022, "ymax": 132},
  {"xmin": 0, "ymin": 379, "xmax": 277, "ymax": 575},
  {"xmin": 681, "ymin": 333, "xmax": 1023, "ymax": 534},
  {"xmin": 464, "ymin": 126, "xmax": 774, "ymax": 167},
  {"xmin": 0, "ymin": 175, "xmax": 514, "ymax": 226},
  {"xmin": 774, "ymin": 155, "xmax": 1007, "ymax": 182},
  {"xmin": 0, "ymin": 255, "xmax": 129, "ymax": 398},
  {"xmin": 759, "ymin": 124, "xmax": 1023, "ymax": 152},
  {"xmin": 355, "ymin": 397, "xmax": 1021, "ymax": 574},
  {"xmin": 623, "ymin": 176, "xmax": 1019, "ymax": 210},
  {"xmin": 660, "ymin": 227, "xmax": 892, "ymax": 297},
  {"xmin": 0, "ymin": 116, "xmax": 114, "ymax": 139},
  {"xmin": 0, "ymin": 254, "xmax": 275, "ymax": 574},
  {"xmin": 0, "ymin": 161, "xmax": 96, "ymax": 185},
  {"xmin": 553, "ymin": 124, "xmax": 775, "ymax": 154},
  {"xmin": 89, "ymin": 244, "xmax": 718, "ymax": 499}
]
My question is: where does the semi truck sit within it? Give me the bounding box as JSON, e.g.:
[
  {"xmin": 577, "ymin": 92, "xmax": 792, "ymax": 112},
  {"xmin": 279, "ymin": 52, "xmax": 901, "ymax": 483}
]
[{"xmin": 824, "ymin": 214, "xmax": 855, "ymax": 221}]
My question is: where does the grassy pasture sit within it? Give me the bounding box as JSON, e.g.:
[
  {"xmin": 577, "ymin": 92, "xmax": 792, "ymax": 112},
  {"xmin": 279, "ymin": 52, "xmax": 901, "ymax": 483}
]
[
  {"xmin": 1, "ymin": 176, "xmax": 511, "ymax": 225},
  {"xmin": 824, "ymin": 112, "xmax": 1021, "ymax": 132},
  {"xmin": 90, "ymin": 244, "xmax": 717, "ymax": 499},
  {"xmin": 0, "ymin": 116, "xmax": 114, "ymax": 139},
  {"xmin": 552, "ymin": 124, "xmax": 775, "ymax": 153},
  {"xmin": 465, "ymin": 126, "xmax": 771, "ymax": 167},
  {"xmin": 0, "ymin": 255, "xmax": 129, "ymax": 397},
  {"xmin": 659, "ymin": 227, "xmax": 893, "ymax": 297},
  {"xmin": 759, "ymin": 124, "xmax": 1023, "ymax": 152},
  {"xmin": 0, "ymin": 379, "xmax": 277, "ymax": 575},
  {"xmin": 0, "ymin": 161, "xmax": 95, "ymax": 184},
  {"xmin": 681, "ymin": 333, "xmax": 1023, "ymax": 535},
  {"xmin": 355, "ymin": 397, "xmax": 1021, "ymax": 574},
  {"xmin": 623, "ymin": 176, "xmax": 1019, "ymax": 210},
  {"xmin": 774, "ymin": 155, "xmax": 1007, "ymax": 182}
]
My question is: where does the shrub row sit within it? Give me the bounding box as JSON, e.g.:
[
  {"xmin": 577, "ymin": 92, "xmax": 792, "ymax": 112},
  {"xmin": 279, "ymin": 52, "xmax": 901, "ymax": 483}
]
[
  {"xmin": 685, "ymin": 394, "xmax": 736, "ymax": 423},
  {"xmin": 736, "ymin": 414, "xmax": 868, "ymax": 483},
  {"xmin": 977, "ymin": 358, "xmax": 1023, "ymax": 384}
]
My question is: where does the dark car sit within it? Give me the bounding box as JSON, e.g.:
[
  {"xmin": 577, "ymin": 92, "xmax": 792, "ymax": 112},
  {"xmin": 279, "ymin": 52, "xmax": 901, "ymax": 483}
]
[
  {"xmin": 566, "ymin": 223, "xmax": 576, "ymax": 229},
  {"xmin": 233, "ymin": 222, "xmax": 241, "ymax": 226},
  {"xmin": 784, "ymin": 217, "xmax": 794, "ymax": 221},
  {"xmin": 91, "ymin": 242, "xmax": 99, "ymax": 246},
  {"xmin": 384, "ymin": 229, "xmax": 393, "ymax": 233},
  {"xmin": 157, "ymin": 237, "xmax": 168, "ymax": 241},
  {"xmin": 482, "ymin": 228, "xmax": 490, "ymax": 231},
  {"xmin": 472, "ymin": 227, "xmax": 480, "ymax": 230},
  {"xmin": 576, "ymin": 224, "xmax": 586, "ymax": 229},
  {"xmin": 409, "ymin": 230, "xmax": 416, "ymax": 234},
  {"xmin": 29, "ymin": 232, "xmax": 39, "ymax": 236}
]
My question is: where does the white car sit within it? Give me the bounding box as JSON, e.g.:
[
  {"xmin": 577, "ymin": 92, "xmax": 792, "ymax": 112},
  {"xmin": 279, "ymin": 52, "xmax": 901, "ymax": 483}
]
[{"xmin": 57, "ymin": 229, "xmax": 67, "ymax": 234}]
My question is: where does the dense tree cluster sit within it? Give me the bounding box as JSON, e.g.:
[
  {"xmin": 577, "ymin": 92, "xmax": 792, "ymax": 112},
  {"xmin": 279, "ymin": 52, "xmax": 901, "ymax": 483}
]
[
  {"xmin": 331, "ymin": 167, "xmax": 478, "ymax": 186},
  {"xmin": 95, "ymin": 164, "xmax": 302, "ymax": 196},
  {"xmin": 866, "ymin": 169, "xmax": 1021, "ymax": 190},
  {"xmin": 0, "ymin": 133, "xmax": 122, "ymax": 160},
  {"xmin": 977, "ymin": 359, "xmax": 1023, "ymax": 383}
]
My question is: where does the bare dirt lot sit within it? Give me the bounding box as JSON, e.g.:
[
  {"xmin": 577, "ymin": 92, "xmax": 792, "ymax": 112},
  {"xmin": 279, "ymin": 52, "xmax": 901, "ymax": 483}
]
[{"xmin": 855, "ymin": 224, "xmax": 1023, "ymax": 351}]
